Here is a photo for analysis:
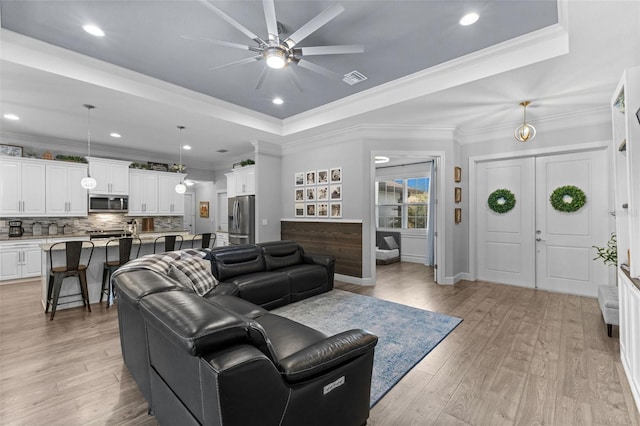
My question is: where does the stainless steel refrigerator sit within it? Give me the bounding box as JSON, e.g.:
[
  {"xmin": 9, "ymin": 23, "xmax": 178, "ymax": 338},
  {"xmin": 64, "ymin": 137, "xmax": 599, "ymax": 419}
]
[{"xmin": 228, "ymin": 195, "xmax": 255, "ymax": 245}]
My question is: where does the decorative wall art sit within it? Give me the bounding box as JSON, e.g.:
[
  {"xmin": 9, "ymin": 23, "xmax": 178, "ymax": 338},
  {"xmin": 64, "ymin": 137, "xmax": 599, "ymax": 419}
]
[
  {"xmin": 549, "ymin": 185, "xmax": 587, "ymax": 212},
  {"xmin": 199, "ymin": 202, "xmax": 209, "ymax": 218},
  {"xmin": 454, "ymin": 166, "xmax": 462, "ymax": 183},
  {"xmin": 0, "ymin": 144, "xmax": 23, "ymax": 157},
  {"xmin": 488, "ymin": 189, "xmax": 516, "ymax": 214},
  {"xmin": 330, "ymin": 202, "xmax": 342, "ymax": 218},
  {"xmin": 294, "ymin": 166, "xmax": 343, "ymax": 218},
  {"xmin": 455, "ymin": 187, "xmax": 462, "ymax": 203},
  {"xmin": 455, "ymin": 208, "xmax": 462, "ymax": 224}
]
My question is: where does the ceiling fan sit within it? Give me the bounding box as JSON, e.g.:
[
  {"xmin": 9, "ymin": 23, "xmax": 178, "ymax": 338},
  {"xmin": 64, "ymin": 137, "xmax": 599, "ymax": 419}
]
[{"xmin": 183, "ymin": 0, "xmax": 364, "ymax": 90}]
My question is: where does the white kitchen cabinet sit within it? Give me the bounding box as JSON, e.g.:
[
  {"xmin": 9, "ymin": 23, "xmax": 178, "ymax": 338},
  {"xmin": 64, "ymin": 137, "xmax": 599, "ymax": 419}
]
[
  {"xmin": 226, "ymin": 165, "xmax": 255, "ymax": 197},
  {"xmin": 129, "ymin": 170, "xmax": 159, "ymax": 215},
  {"xmin": 0, "ymin": 240, "xmax": 45, "ymax": 281},
  {"xmin": 158, "ymin": 173, "xmax": 185, "ymax": 215},
  {"xmin": 88, "ymin": 157, "xmax": 131, "ymax": 195},
  {"xmin": 46, "ymin": 163, "xmax": 88, "ymax": 216},
  {"xmin": 225, "ymin": 172, "xmax": 237, "ymax": 198},
  {"xmin": 0, "ymin": 157, "xmax": 46, "ymax": 217}
]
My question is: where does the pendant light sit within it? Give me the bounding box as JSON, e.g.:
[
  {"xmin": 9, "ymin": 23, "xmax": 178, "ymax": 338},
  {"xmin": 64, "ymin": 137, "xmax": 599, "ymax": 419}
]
[
  {"xmin": 80, "ymin": 104, "xmax": 97, "ymax": 189},
  {"xmin": 175, "ymin": 125, "xmax": 187, "ymax": 194},
  {"xmin": 514, "ymin": 101, "xmax": 536, "ymax": 142}
]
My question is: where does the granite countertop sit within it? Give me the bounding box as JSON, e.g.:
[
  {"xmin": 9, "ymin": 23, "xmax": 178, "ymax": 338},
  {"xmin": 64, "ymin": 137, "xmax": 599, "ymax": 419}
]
[{"xmin": 39, "ymin": 231, "xmax": 197, "ymax": 250}]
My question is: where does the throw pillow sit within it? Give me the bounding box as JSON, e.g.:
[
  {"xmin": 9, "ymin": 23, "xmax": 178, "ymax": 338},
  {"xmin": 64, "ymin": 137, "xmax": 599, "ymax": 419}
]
[
  {"xmin": 380, "ymin": 235, "xmax": 399, "ymax": 250},
  {"xmin": 168, "ymin": 256, "xmax": 218, "ymax": 296}
]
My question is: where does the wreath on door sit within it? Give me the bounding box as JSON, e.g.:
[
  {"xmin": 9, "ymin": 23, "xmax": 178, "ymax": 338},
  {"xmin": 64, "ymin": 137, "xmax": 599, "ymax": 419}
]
[
  {"xmin": 487, "ymin": 189, "xmax": 516, "ymax": 213},
  {"xmin": 549, "ymin": 185, "xmax": 587, "ymax": 212}
]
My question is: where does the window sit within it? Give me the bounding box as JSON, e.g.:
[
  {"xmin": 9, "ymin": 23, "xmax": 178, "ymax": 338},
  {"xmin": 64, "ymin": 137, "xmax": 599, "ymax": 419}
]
[{"xmin": 376, "ymin": 177, "xmax": 429, "ymax": 229}]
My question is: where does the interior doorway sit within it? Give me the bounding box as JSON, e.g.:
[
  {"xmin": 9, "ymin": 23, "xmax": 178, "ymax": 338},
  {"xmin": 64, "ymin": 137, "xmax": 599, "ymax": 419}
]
[
  {"xmin": 184, "ymin": 193, "xmax": 195, "ymax": 234},
  {"xmin": 475, "ymin": 149, "xmax": 610, "ymax": 297}
]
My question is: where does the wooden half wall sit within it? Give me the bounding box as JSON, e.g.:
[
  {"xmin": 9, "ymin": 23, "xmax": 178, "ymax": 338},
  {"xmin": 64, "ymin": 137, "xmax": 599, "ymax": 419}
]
[{"xmin": 281, "ymin": 220, "xmax": 363, "ymax": 278}]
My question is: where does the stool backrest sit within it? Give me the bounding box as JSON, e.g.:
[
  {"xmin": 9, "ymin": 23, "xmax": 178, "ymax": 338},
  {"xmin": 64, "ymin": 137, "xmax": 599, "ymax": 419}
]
[
  {"xmin": 49, "ymin": 240, "xmax": 95, "ymax": 271},
  {"xmin": 154, "ymin": 235, "xmax": 184, "ymax": 253},
  {"xmin": 106, "ymin": 237, "xmax": 142, "ymax": 265},
  {"xmin": 192, "ymin": 233, "xmax": 216, "ymax": 249}
]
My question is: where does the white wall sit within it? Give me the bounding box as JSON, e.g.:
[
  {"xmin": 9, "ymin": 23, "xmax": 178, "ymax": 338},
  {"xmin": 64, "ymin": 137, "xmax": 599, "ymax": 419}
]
[
  {"xmin": 254, "ymin": 141, "xmax": 282, "ymax": 243},
  {"xmin": 193, "ymin": 181, "xmax": 216, "ymax": 234}
]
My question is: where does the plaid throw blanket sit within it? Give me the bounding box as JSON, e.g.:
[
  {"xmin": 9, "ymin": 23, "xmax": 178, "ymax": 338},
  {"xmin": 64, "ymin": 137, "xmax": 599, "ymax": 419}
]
[{"xmin": 112, "ymin": 248, "xmax": 209, "ymax": 279}]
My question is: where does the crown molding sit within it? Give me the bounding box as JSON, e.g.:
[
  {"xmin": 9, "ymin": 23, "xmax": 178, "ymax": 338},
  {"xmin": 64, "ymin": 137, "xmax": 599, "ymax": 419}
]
[
  {"xmin": 1, "ymin": 29, "xmax": 283, "ymax": 135},
  {"xmin": 282, "ymin": 20, "xmax": 569, "ymax": 136},
  {"xmin": 454, "ymin": 106, "xmax": 610, "ymax": 145}
]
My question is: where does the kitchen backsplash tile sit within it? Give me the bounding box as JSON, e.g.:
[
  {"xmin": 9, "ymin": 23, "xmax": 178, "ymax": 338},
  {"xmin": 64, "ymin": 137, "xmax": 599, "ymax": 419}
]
[{"xmin": 0, "ymin": 214, "xmax": 183, "ymax": 235}]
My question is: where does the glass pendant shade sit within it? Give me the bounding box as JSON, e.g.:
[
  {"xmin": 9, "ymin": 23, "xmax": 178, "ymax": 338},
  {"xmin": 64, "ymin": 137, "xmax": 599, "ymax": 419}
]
[
  {"xmin": 81, "ymin": 176, "xmax": 97, "ymax": 189},
  {"xmin": 514, "ymin": 100, "xmax": 536, "ymax": 142},
  {"xmin": 175, "ymin": 182, "xmax": 187, "ymax": 194},
  {"xmin": 514, "ymin": 123, "xmax": 536, "ymax": 142}
]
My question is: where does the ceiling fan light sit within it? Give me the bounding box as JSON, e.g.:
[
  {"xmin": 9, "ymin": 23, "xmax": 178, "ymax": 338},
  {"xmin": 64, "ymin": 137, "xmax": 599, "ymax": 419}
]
[{"xmin": 266, "ymin": 54, "xmax": 286, "ymax": 69}]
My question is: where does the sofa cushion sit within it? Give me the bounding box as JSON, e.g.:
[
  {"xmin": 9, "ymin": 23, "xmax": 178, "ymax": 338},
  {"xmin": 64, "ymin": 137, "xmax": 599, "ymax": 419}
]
[
  {"xmin": 227, "ymin": 271, "xmax": 291, "ymax": 309},
  {"xmin": 260, "ymin": 241, "xmax": 304, "ymax": 271},
  {"xmin": 207, "ymin": 245, "xmax": 266, "ymax": 281},
  {"xmin": 250, "ymin": 313, "xmax": 327, "ymax": 362},
  {"xmin": 277, "ymin": 264, "xmax": 328, "ymax": 302},
  {"xmin": 207, "ymin": 294, "xmax": 268, "ymax": 319},
  {"xmin": 169, "ymin": 257, "xmax": 218, "ymax": 296}
]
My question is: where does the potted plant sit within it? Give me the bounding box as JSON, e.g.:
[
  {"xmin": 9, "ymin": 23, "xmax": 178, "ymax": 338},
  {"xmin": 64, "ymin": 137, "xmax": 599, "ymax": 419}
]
[{"xmin": 593, "ymin": 233, "xmax": 618, "ymax": 267}]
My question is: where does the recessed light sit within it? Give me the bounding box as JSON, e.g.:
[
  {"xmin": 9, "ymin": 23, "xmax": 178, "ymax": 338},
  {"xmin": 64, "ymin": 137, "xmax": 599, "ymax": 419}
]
[
  {"xmin": 3, "ymin": 113, "xmax": 20, "ymax": 120},
  {"xmin": 83, "ymin": 24, "xmax": 105, "ymax": 37},
  {"xmin": 374, "ymin": 156, "xmax": 390, "ymax": 164},
  {"xmin": 110, "ymin": 132, "xmax": 121, "ymax": 138},
  {"xmin": 459, "ymin": 12, "xmax": 479, "ymax": 26},
  {"xmin": 182, "ymin": 145, "xmax": 192, "ymax": 150},
  {"xmin": 272, "ymin": 97, "xmax": 284, "ymax": 105}
]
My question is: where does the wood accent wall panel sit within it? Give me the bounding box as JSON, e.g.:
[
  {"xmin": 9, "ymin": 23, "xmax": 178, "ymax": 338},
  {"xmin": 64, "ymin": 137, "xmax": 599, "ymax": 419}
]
[{"xmin": 281, "ymin": 221, "xmax": 362, "ymax": 278}]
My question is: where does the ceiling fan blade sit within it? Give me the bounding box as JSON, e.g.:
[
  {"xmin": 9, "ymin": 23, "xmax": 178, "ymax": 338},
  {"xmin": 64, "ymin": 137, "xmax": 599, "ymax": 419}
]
[
  {"xmin": 284, "ymin": 3, "xmax": 344, "ymax": 49},
  {"xmin": 262, "ymin": 0, "xmax": 279, "ymax": 43},
  {"xmin": 181, "ymin": 35, "xmax": 253, "ymax": 51},
  {"xmin": 298, "ymin": 45, "xmax": 364, "ymax": 56},
  {"xmin": 208, "ymin": 55, "xmax": 262, "ymax": 71},
  {"xmin": 287, "ymin": 67, "xmax": 304, "ymax": 93},
  {"xmin": 255, "ymin": 67, "xmax": 271, "ymax": 90},
  {"xmin": 199, "ymin": 0, "xmax": 266, "ymax": 46},
  {"xmin": 296, "ymin": 59, "xmax": 341, "ymax": 80}
]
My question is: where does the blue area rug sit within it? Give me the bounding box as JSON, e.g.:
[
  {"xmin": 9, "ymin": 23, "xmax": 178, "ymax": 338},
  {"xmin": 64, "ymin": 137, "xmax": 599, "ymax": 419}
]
[{"xmin": 272, "ymin": 289, "xmax": 462, "ymax": 407}]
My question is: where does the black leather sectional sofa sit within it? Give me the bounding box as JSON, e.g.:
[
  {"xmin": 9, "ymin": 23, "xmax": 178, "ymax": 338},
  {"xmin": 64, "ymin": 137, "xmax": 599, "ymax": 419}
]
[{"xmin": 112, "ymin": 241, "xmax": 378, "ymax": 426}]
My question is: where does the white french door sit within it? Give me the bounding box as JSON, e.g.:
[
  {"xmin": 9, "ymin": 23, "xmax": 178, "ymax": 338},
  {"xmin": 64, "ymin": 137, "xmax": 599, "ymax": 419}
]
[{"xmin": 476, "ymin": 150, "xmax": 610, "ymax": 297}]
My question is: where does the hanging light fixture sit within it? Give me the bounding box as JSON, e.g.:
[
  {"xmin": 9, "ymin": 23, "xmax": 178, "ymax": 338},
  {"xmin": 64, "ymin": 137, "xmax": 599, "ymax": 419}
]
[
  {"xmin": 514, "ymin": 100, "xmax": 536, "ymax": 142},
  {"xmin": 175, "ymin": 125, "xmax": 187, "ymax": 194},
  {"xmin": 80, "ymin": 104, "xmax": 97, "ymax": 189}
]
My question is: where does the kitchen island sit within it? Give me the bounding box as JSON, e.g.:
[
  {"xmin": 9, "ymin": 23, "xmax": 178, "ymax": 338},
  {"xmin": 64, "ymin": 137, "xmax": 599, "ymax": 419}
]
[{"xmin": 39, "ymin": 231, "xmax": 196, "ymax": 311}]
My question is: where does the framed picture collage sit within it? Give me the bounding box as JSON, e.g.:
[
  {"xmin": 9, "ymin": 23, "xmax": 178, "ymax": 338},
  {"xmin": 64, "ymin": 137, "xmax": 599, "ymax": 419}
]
[{"xmin": 295, "ymin": 167, "xmax": 342, "ymax": 218}]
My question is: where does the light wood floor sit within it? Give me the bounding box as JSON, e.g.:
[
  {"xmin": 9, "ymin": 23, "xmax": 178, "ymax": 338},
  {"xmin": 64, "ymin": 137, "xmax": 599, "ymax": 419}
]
[{"xmin": 1, "ymin": 264, "xmax": 638, "ymax": 425}]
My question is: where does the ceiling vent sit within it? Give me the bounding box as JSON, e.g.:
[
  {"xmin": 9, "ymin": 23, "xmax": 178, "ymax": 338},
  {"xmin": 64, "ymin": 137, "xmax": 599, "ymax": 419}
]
[{"xmin": 342, "ymin": 70, "xmax": 367, "ymax": 85}]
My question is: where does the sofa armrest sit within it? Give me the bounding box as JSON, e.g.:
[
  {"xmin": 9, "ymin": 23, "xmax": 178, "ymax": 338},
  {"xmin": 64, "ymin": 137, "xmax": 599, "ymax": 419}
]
[
  {"xmin": 140, "ymin": 290, "xmax": 249, "ymax": 356},
  {"xmin": 303, "ymin": 253, "xmax": 336, "ymax": 268},
  {"xmin": 278, "ymin": 329, "xmax": 377, "ymax": 382}
]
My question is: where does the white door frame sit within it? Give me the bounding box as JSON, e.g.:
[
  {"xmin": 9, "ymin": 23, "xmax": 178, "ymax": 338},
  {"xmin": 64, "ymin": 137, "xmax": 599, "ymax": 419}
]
[
  {"xmin": 370, "ymin": 150, "xmax": 446, "ymax": 285},
  {"xmin": 468, "ymin": 140, "xmax": 612, "ymax": 282}
]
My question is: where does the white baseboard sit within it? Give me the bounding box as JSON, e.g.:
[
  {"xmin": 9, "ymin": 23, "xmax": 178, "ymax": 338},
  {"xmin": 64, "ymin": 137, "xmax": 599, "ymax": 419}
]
[
  {"xmin": 335, "ymin": 273, "xmax": 375, "ymax": 286},
  {"xmin": 400, "ymin": 254, "xmax": 426, "ymax": 264}
]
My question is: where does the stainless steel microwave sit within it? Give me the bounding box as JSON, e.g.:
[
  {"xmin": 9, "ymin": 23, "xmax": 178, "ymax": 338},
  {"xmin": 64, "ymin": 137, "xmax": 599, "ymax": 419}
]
[{"xmin": 89, "ymin": 195, "xmax": 128, "ymax": 213}]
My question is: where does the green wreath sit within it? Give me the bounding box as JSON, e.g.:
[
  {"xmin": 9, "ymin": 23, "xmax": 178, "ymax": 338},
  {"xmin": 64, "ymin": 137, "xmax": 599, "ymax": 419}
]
[
  {"xmin": 550, "ymin": 185, "xmax": 586, "ymax": 212},
  {"xmin": 488, "ymin": 189, "xmax": 516, "ymax": 213}
]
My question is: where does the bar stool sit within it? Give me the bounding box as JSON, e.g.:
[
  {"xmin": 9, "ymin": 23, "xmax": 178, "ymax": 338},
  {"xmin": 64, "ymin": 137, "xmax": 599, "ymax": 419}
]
[
  {"xmin": 45, "ymin": 240, "xmax": 94, "ymax": 320},
  {"xmin": 191, "ymin": 233, "xmax": 216, "ymax": 249},
  {"xmin": 100, "ymin": 237, "xmax": 142, "ymax": 307},
  {"xmin": 153, "ymin": 235, "xmax": 183, "ymax": 253}
]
